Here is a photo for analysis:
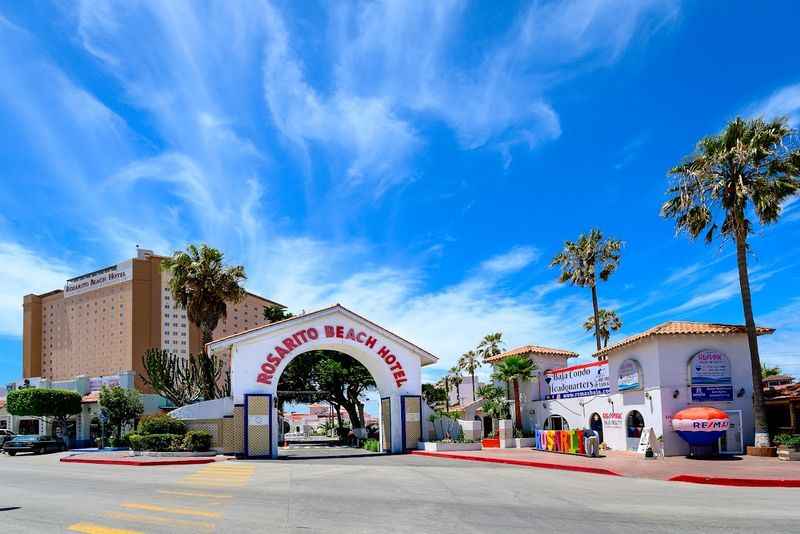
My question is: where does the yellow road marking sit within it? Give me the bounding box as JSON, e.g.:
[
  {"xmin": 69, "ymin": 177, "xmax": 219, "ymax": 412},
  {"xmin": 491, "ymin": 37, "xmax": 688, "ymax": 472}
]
[
  {"xmin": 157, "ymin": 490, "xmax": 233, "ymax": 499},
  {"xmin": 68, "ymin": 523, "xmax": 143, "ymax": 534},
  {"xmin": 105, "ymin": 511, "xmax": 215, "ymax": 531},
  {"xmin": 120, "ymin": 502, "xmax": 221, "ymax": 518}
]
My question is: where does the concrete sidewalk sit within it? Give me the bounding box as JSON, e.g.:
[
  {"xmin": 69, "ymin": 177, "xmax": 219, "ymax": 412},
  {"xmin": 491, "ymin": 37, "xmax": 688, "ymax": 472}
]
[
  {"xmin": 60, "ymin": 450, "xmax": 228, "ymax": 466},
  {"xmin": 412, "ymin": 448, "xmax": 800, "ymax": 486}
]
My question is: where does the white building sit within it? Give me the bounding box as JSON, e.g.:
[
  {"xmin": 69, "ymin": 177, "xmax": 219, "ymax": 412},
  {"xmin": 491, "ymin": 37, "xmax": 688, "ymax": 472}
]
[{"xmin": 487, "ymin": 322, "xmax": 774, "ymax": 456}]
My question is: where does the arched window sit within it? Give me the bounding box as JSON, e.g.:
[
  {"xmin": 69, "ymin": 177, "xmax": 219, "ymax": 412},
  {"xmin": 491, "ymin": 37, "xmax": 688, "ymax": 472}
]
[{"xmin": 544, "ymin": 415, "xmax": 569, "ymax": 431}]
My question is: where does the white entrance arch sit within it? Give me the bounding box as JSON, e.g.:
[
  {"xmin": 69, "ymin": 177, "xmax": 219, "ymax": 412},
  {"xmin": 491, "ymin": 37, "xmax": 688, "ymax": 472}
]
[{"xmin": 207, "ymin": 304, "xmax": 438, "ymax": 458}]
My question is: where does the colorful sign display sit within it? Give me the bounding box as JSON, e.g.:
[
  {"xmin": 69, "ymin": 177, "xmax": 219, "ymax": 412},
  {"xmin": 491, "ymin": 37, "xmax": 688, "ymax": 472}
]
[
  {"xmin": 617, "ymin": 358, "xmax": 642, "ymax": 392},
  {"xmin": 689, "ymin": 350, "xmax": 732, "ymax": 402},
  {"xmin": 89, "ymin": 375, "xmax": 120, "ymax": 391},
  {"xmin": 544, "ymin": 361, "xmax": 609, "ymax": 399}
]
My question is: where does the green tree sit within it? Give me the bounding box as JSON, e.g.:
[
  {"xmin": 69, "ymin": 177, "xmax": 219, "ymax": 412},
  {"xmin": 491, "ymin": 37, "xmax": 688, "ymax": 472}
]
[
  {"xmin": 98, "ymin": 385, "xmax": 144, "ymax": 440},
  {"xmin": 550, "ymin": 229, "xmax": 622, "ymax": 352},
  {"xmin": 662, "ymin": 116, "xmax": 800, "ymax": 447},
  {"xmin": 477, "ymin": 384, "xmax": 509, "ymax": 423},
  {"xmin": 263, "ymin": 306, "xmax": 293, "ymax": 323},
  {"xmin": 7, "ymin": 388, "xmax": 82, "ymax": 446},
  {"xmin": 491, "ymin": 355, "xmax": 537, "ymax": 431},
  {"xmin": 448, "ymin": 366, "xmax": 463, "ymax": 406},
  {"xmin": 458, "ymin": 350, "xmax": 481, "ymax": 403},
  {"xmin": 435, "ymin": 375, "xmax": 450, "ymax": 412},
  {"xmin": 422, "ymin": 383, "xmax": 447, "ymax": 409},
  {"xmin": 583, "ymin": 309, "xmax": 622, "ymax": 348},
  {"xmin": 161, "ymin": 244, "xmax": 247, "ymax": 347},
  {"xmin": 761, "ymin": 364, "xmax": 783, "ymax": 379}
]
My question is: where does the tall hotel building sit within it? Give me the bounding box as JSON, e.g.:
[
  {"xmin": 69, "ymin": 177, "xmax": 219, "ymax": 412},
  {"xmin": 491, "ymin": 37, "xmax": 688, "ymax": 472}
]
[{"xmin": 22, "ymin": 248, "xmax": 281, "ymax": 389}]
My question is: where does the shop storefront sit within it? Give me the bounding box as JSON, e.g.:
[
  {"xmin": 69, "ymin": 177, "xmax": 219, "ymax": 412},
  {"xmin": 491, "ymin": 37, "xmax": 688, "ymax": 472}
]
[{"xmin": 491, "ymin": 322, "xmax": 773, "ymax": 456}]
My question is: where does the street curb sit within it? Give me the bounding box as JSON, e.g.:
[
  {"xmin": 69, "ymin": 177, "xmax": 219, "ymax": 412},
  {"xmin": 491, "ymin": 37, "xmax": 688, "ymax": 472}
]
[
  {"xmin": 669, "ymin": 474, "xmax": 800, "ymax": 488},
  {"xmin": 60, "ymin": 457, "xmax": 217, "ymax": 467},
  {"xmin": 410, "ymin": 451, "xmax": 623, "ymax": 477}
]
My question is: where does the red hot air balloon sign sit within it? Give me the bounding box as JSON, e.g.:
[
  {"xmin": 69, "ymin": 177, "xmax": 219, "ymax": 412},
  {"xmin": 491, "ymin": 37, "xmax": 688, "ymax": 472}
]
[{"xmin": 672, "ymin": 406, "xmax": 730, "ymax": 446}]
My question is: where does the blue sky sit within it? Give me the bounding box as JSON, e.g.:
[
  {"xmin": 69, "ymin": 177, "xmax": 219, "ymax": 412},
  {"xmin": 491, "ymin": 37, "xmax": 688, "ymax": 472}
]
[{"xmin": 1, "ymin": 0, "xmax": 800, "ymax": 390}]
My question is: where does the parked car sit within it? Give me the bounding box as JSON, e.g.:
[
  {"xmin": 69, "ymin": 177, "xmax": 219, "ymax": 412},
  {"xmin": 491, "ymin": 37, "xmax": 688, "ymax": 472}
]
[
  {"xmin": 3, "ymin": 435, "xmax": 66, "ymax": 456},
  {"xmin": 0, "ymin": 429, "xmax": 16, "ymax": 448}
]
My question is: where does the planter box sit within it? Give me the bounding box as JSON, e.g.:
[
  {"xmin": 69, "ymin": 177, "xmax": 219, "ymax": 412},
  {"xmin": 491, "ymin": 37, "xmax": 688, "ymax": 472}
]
[
  {"xmin": 129, "ymin": 450, "xmax": 217, "ymax": 457},
  {"xmin": 499, "ymin": 438, "xmax": 516, "ymax": 449},
  {"xmin": 746, "ymin": 446, "xmax": 777, "ymax": 457},
  {"xmin": 420, "ymin": 441, "xmax": 482, "ymax": 452},
  {"xmin": 481, "ymin": 438, "xmax": 500, "ymax": 448},
  {"xmin": 514, "ymin": 438, "xmax": 535, "ymax": 448}
]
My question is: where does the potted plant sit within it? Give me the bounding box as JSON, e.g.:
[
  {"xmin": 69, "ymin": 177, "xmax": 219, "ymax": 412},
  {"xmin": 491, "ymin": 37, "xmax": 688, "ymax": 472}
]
[
  {"xmin": 775, "ymin": 434, "xmax": 800, "ymax": 461},
  {"xmin": 513, "ymin": 428, "xmax": 535, "ymax": 448}
]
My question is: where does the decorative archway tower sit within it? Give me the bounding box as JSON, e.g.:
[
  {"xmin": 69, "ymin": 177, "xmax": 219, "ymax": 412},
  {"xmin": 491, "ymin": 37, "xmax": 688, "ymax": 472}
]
[{"xmin": 206, "ymin": 304, "xmax": 437, "ymax": 458}]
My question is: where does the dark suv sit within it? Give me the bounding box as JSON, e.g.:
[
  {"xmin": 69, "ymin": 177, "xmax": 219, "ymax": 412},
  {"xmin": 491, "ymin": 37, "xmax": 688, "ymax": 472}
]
[{"xmin": 3, "ymin": 435, "xmax": 66, "ymax": 456}]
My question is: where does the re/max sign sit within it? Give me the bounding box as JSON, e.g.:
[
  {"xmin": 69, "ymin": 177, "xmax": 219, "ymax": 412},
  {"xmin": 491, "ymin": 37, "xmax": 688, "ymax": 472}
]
[{"xmin": 256, "ymin": 324, "xmax": 408, "ymax": 388}]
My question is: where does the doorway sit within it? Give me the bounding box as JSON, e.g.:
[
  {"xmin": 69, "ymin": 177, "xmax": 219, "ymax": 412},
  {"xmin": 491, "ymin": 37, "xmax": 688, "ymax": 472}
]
[
  {"xmin": 626, "ymin": 410, "xmax": 644, "ymax": 451},
  {"xmin": 590, "ymin": 412, "xmax": 604, "ymax": 443},
  {"xmin": 719, "ymin": 410, "xmax": 743, "ymax": 454}
]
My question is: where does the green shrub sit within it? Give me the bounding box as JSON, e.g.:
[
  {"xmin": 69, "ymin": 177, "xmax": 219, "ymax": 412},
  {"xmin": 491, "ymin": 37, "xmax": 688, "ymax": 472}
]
[
  {"xmin": 363, "ymin": 438, "xmax": 380, "ymax": 452},
  {"xmin": 183, "ymin": 430, "xmax": 213, "ymax": 452},
  {"xmin": 775, "ymin": 434, "xmax": 800, "ymax": 449},
  {"xmin": 137, "ymin": 414, "xmax": 186, "ymax": 436},
  {"xmin": 129, "ymin": 433, "xmax": 184, "ymax": 452}
]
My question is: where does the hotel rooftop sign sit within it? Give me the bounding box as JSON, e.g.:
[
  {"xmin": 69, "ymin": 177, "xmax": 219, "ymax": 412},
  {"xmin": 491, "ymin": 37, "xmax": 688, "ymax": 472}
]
[{"xmin": 64, "ymin": 260, "xmax": 133, "ymax": 298}]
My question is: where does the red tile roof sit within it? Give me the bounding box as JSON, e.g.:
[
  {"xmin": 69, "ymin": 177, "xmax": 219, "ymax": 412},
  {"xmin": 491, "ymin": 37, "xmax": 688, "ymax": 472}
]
[
  {"xmin": 486, "ymin": 345, "xmax": 579, "ymax": 363},
  {"xmin": 594, "ymin": 321, "xmax": 775, "ymax": 358},
  {"xmin": 81, "ymin": 391, "xmax": 101, "ymax": 404}
]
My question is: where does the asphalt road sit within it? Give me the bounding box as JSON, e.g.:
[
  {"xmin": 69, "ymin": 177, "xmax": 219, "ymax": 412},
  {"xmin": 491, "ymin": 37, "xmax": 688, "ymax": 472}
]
[{"xmin": 1, "ymin": 451, "xmax": 799, "ymax": 533}]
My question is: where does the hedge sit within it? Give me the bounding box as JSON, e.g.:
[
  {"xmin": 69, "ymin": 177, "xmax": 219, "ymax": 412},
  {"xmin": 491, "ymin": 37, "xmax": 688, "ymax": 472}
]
[
  {"xmin": 137, "ymin": 414, "xmax": 186, "ymax": 436},
  {"xmin": 6, "ymin": 388, "xmax": 81, "ymax": 418},
  {"xmin": 128, "ymin": 430, "xmax": 212, "ymax": 452}
]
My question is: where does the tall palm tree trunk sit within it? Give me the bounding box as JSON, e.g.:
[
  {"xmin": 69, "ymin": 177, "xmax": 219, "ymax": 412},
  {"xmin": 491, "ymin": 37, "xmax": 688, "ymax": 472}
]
[
  {"xmin": 735, "ymin": 233, "xmax": 770, "ymax": 447},
  {"xmin": 590, "ymin": 285, "xmax": 602, "ymax": 351},
  {"xmin": 444, "ymin": 377, "xmax": 450, "ymax": 412},
  {"xmin": 512, "ymin": 379, "xmax": 523, "ymax": 431}
]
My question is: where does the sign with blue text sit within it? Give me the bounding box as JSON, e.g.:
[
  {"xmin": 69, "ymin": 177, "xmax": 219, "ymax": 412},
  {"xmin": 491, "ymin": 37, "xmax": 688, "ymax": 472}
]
[
  {"xmin": 690, "ymin": 350, "xmax": 732, "ymax": 402},
  {"xmin": 545, "ymin": 361, "xmax": 609, "ymax": 400},
  {"xmin": 691, "ymin": 385, "xmax": 733, "ymax": 402},
  {"xmin": 617, "ymin": 358, "xmax": 642, "ymax": 392}
]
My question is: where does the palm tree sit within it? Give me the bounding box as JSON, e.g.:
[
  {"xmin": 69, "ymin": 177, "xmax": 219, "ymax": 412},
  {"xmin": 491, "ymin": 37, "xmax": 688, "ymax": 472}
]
[
  {"xmin": 477, "ymin": 332, "xmax": 504, "ymax": 363},
  {"xmin": 458, "ymin": 350, "xmax": 481, "ymax": 402},
  {"xmin": 448, "ymin": 366, "xmax": 463, "ymax": 407},
  {"xmin": 583, "ymin": 309, "xmax": 622, "ymax": 348},
  {"xmin": 662, "ymin": 116, "xmax": 800, "ymax": 447},
  {"xmin": 491, "ymin": 355, "xmax": 537, "ymax": 431},
  {"xmin": 436, "ymin": 376, "xmax": 450, "ymax": 412},
  {"xmin": 162, "ymin": 244, "xmax": 247, "ymax": 347},
  {"xmin": 550, "ymin": 230, "xmax": 622, "ymax": 351}
]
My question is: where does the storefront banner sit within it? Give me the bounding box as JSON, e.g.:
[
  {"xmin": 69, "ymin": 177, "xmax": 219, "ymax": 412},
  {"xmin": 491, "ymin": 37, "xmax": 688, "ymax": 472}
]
[
  {"xmin": 672, "ymin": 416, "xmax": 730, "ymax": 432},
  {"xmin": 544, "ymin": 361, "xmax": 609, "ymax": 399},
  {"xmin": 689, "ymin": 350, "xmax": 731, "ymax": 385},
  {"xmin": 617, "ymin": 358, "xmax": 642, "ymax": 392},
  {"xmin": 691, "ymin": 385, "xmax": 733, "ymax": 402}
]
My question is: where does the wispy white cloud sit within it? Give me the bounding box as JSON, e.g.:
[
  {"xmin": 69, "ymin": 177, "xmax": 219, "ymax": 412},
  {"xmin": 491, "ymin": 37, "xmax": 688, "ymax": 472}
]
[
  {"xmin": 758, "ymin": 298, "xmax": 800, "ymax": 377},
  {"xmin": 747, "ymin": 82, "xmax": 800, "ymax": 127},
  {"xmin": 480, "ymin": 246, "xmax": 540, "ymax": 274},
  {"xmin": 0, "ymin": 242, "xmax": 79, "ymax": 336}
]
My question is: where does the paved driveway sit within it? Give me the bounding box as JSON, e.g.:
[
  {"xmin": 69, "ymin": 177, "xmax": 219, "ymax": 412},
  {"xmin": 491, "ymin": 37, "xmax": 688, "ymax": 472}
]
[{"xmin": 0, "ymin": 451, "xmax": 798, "ymax": 533}]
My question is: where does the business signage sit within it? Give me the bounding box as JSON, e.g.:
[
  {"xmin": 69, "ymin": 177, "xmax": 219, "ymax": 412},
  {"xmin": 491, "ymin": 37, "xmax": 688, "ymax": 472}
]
[
  {"xmin": 690, "ymin": 350, "xmax": 732, "ymax": 402},
  {"xmin": 544, "ymin": 361, "xmax": 609, "ymax": 400},
  {"xmin": 64, "ymin": 261, "xmax": 132, "ymax": 298},
  {"xmin": 601, "ymin": 412, "xmax": 623, "ymax": 427},
  {"xmin": 617, "ymin": 358, "xmax": 642, "ymax": 392}
]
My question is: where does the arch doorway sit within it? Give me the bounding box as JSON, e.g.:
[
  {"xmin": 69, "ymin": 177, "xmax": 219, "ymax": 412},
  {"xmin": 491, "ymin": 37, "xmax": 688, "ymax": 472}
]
[
  {"xmin": 589, "ymin": 412, "xmax": 604, "ymax": 443},
  {"xmin": 205, "ymin": 304, "xmax": 437, "ymax": 458},
  {"xmin": 626, "ymin": 410, "xmax": 645, "ymax": 451},
  {"xmin": 544, "ymin": 415, "xmax": 569, "ymax": 431}
]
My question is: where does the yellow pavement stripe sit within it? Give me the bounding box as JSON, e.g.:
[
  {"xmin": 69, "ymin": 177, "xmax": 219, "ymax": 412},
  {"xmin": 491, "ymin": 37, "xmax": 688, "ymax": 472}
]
[
  {"xmin": 68, "ymin": 523, "xmax": 143, "ymax": 534},
  {"xmin": 105, "ymin": 511, "xmax": 215, "ymax": 531},
  {"xmin": 120, "ymin": 502, "xmax": 221, "ymax": 519},
  {"xmin": 177, "ymin": 481, "xmax": 247, "ymax": 488},
  {"xmin": 157, "ymin": 490, "xmax": 233, "ymax": 499}
]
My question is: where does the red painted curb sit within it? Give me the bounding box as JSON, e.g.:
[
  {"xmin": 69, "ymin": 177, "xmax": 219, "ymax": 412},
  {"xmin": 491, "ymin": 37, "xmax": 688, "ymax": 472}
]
[
  {"xmin": 60, "ymin": 457, "xmax": 216, "ymax": 467},
  {"xmin": 669, "ymin": 474, "xmax": 800, "ymax": 488},
  {"xmin": 410, "ymin": 451, "xmax": 622, "ymax": 477}
]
